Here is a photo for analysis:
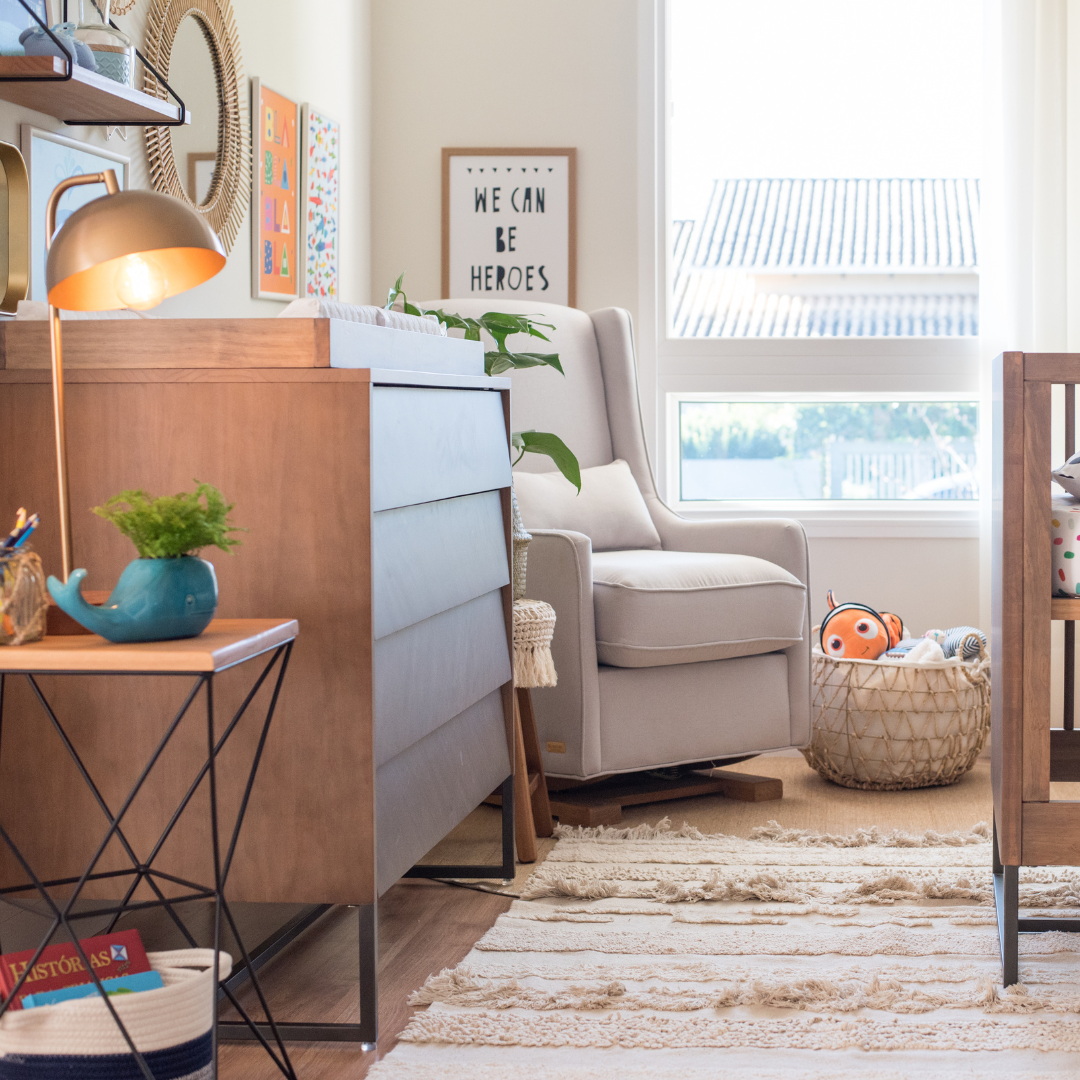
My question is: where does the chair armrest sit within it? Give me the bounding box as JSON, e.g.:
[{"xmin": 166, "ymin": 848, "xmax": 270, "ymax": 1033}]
[
  {"xmin": 522, "ymin": 530, "xmax": 603, "ymax": 778},
  {"xmin": 654, "ymin": 512, "xmax": 810, "ymax": 584}
]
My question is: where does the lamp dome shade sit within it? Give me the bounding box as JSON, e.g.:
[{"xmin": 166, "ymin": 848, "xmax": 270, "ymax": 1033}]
[{"xmin": 46, "ymin": 190, "xmax": 226, "ymax": 311}]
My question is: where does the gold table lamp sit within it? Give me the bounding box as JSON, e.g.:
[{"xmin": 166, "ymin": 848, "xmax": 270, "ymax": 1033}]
[{"xmin": 44, "ymin": 173, "xmax": 226, "ymax": 582}]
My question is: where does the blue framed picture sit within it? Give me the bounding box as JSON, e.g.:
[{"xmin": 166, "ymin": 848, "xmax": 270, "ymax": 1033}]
[
  {"xmin": 20, "ymin": 125, "xmax": 128, "ymax": 302},
  {"xmin": 0, "ymin": 1, "xmax": 50, "ymax": 56}
]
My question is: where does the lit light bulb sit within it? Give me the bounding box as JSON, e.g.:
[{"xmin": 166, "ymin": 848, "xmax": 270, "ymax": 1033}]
[{"xmin": 115, "ymin": 253, "xmax": 167, "ymax": 310}]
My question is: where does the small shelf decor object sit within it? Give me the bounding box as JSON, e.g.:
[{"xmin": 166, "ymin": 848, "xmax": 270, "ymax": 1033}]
[
  {"xmin": 251, "ymin": 76, "xmax": 299, "ymax": 300},
  {"xmin": 0, "ymin": 0, "xmax": 49, "ymax": 56},
  {"xmin": 73, "ymin": 0, "xmax": 134, "ymax": 85},
  {"xmin": 803, "ymin": 629, "xmax": 990, "ymax": 790},
  {"xmin": 0, "ymin": 549, "xmax": 47, "ymax": 645},
  {"xmin": 143, "ymin": 0, "xmax": 249, "ymax": 253},
  {"xmin": 47, "ymin": 482, "xmax": 242, "ymax": 642},
  {"xmin": 301, "ymin": 102, "xmax": 339, "ymax": 299},
  {"xmin": 0, "ymin": 0, "xmax": 187, "ymax": 126},
  {"xmin": 442, "ymin": 147, "xmax": 576, "ymax": 306}
]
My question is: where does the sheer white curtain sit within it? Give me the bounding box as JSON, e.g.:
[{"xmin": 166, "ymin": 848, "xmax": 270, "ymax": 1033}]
[{"xmin": 980, "ymin": 0, "xmax": 1071, "ymax": 711}]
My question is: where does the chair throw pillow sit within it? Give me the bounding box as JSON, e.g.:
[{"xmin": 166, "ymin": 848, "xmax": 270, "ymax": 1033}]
[{"xmin": 513, "ymin": 459, "xmax": 662, "ymax": 552}]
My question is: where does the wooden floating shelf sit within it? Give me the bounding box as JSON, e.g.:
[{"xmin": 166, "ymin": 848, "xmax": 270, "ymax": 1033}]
[
  {"xmin": 1052, "ymin": 597, "xmax": 1080, "ymax": 620},
  {"xmin": 0, "ymin": 55, "xmax": 184, "ymax": 125}
]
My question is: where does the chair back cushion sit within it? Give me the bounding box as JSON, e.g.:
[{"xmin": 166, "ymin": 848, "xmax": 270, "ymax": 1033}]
[
  {"xmin": 421, "ymin": 299, "xmax": 615, "ymax": 471},
  {"xmin": 514, "ymin": 459, "xmax": 662, "ymax": 552},
  {"xmin": 592, "ymin": 549, "xmax": 806, "ymax": 667}
]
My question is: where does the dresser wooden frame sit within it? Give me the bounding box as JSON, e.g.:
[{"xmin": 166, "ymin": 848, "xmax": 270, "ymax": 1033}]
[{"xmin": 0, "ymin": 322, "xmax": 516, "ymax": 1045}]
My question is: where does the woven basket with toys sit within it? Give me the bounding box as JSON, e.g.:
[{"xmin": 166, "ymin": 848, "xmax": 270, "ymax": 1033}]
[{"xmin": 802, "ymin": 591, "xmax": 990, "ymax": 791}]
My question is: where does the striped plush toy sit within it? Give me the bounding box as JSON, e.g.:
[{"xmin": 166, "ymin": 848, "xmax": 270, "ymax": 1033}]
[{"xmin": 923, "ymin": 625, "xmax": 987, "ymax": 660}]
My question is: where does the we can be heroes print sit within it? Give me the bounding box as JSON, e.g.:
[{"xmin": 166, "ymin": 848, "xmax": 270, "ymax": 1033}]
[{"xmin": 446, "ymin": 151, "xmax": 574, "ymax": 307}]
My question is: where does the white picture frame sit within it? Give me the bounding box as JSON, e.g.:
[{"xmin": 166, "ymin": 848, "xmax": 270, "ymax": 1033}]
[
  {"xmin": 250, "ymin": 76, "xmax": 301, "ymax": 301},
  {"xmin": 442, "ymin": 147, "xmax": 576, "ymax": 307},
  {"xmin": 300, "ymin": 102, "xmax": 340, "ymax": 300},
  {"xmin": 20, "ymin": 126, "xmax": 129, "ymax": 303}
]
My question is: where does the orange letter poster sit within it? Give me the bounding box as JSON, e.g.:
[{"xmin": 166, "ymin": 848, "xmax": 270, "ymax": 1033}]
[{"xmin": 251, "ymin": 80, "xmax": 299, "ymax": 300}]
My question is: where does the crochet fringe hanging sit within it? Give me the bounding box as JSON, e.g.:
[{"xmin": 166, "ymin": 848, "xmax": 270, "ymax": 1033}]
[{"xmin": 513, "ymin": 599, "xmax": 557, "ymax": 688}]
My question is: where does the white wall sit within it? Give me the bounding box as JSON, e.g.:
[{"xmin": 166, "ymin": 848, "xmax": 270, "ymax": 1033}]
[
  {"xmin": 0, "ymin": 0, "xmax": 370, "ymax": 317},
  {"xmin": 809, "ymin": 537, "xmax": 980, "ymax": 639},
  {"xmin": 370, "ymin": 0, "xmax": 638, "ymax": 316}
]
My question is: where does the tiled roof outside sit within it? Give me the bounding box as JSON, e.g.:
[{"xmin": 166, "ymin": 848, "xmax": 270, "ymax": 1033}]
[
  {"xmin": 679, "ymin": 178, "xmax": 979, "ymax": 272},
  {"xmin": 671, "ymin": 179, "xmax": 980, "ymax": 337},
  {"xmin": 672, "ymin": 272, "xmax": 978, "ymax": 337}
]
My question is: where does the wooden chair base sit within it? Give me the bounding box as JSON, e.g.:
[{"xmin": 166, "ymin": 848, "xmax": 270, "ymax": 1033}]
[
  {"xmin": 485, "ymin": 687, "xmax": 553, "ymax": 862},
  {"xmin": 546, "ymin": 769, "xmax": 783, "ymax": 827}
]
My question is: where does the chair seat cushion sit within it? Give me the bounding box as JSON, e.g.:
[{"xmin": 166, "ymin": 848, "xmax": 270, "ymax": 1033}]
[{"xmin": 592, "ymin": 549, "xmax": 806, "ymax": 668}]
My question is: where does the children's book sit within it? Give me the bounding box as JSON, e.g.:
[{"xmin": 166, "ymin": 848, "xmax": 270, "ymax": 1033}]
[
  {"xmin": 21, "ymin": 970, "xmax": 164, "ymax": 1009},
  {"xmin": 0, "ymin": 930, "xmax": 151, "ymax": 1011}
]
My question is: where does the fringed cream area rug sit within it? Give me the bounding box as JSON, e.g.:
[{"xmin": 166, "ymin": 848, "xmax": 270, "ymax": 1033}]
[{"xmin": 369, "ymin": 819, "xmax": 1080, "ymax": 1079}]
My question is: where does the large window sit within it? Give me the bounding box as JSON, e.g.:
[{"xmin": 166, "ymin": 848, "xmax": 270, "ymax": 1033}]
[
  {"xmin": 656, "ymin": 0, "xmax": 983, "ymax": 528},
  {"xmin": 677, "ymin": 397, "xmax": 978, "ymax": 502},
  {"xmin": 668, "ymin": 0, "xmax": 983, "ymax": 341}
]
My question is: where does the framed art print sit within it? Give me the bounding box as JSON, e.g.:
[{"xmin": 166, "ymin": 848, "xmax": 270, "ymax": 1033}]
[
  {"xmin": 20, "ymin": 125, "xmax": 128, "ymax": 302},
  {"xmin": 301, "ymin": 104, "xmax": 339, "ymax": 300},
  {"xmin": 442, "ymin": 147, "xmax": 576, "ymax": 306},
  {"xmin": 251, "ymin": 77, "xmax": 300, "ymax": 301}
]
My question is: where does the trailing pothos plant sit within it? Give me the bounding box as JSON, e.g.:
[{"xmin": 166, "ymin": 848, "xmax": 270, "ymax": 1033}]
[{"xmin": 387, "ymin": 273, "xmax": 580, "ymax": 492}]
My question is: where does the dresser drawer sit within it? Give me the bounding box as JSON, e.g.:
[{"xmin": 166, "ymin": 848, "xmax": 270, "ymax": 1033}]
[
  {"xmin": 370, "ymin": 386, "xmax": 511, "ymax": 512},
  {"xmin": 373, "ymin": 589, "xmax": 511, "ymax": 767},
  {"xmin": 372, "ymin": 491, "xmax": 508, "ymax": 640}
]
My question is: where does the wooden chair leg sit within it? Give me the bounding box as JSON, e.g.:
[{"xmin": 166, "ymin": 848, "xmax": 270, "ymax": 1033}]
[
  {"xmin": 517, "ymin": 687, "xmax": 554, "ymax": 837},
  {"xmin": 512, "ymin": 697, "xmax": 538, "ymax": 862}
]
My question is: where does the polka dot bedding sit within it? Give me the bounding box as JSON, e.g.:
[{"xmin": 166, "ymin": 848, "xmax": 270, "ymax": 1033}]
[{"xmin": 1051, "ymin": 497, "xmax": 1080, "ymax": 596}]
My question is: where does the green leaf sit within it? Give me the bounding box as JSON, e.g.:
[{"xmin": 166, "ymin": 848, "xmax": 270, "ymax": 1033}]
[
  {"xmin": 513, "ymin": 430, "xmax": 581, "ymax": 492},
  {"xmin": 485, "ymin": 351, "xmax": 564, "ymax": 376},
  {"xmin": 93, "ymin": 481, "xmax": 245, "ymax": 559},
  {"xmin": 475, "ymin": 312, "xmax": 555, "ymax": 353},
  {"xmin": 385, "ymin": 271, "xmax": 407, "ymax": 311}
]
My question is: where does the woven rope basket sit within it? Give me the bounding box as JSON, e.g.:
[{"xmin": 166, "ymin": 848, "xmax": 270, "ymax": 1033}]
[
  {"xmin": 0, "ymin": 949, "xmax": 230, "ymax": 1077},
  {"xmin": 802, "ymin": 630, "xmax": 990, "ymax": 791},
  {"xmin": 511, "ymin": 489, "xmax": 531, "ymax": 601},
  {"xmin": 513, "ymin": 599, "xmax": 557, "ymax": 688}
]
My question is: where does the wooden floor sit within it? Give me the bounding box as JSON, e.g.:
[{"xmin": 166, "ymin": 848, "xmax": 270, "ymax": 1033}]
[{"xmin": 216, "ymin": 754, "xmax": 995, "ymax": 1078}]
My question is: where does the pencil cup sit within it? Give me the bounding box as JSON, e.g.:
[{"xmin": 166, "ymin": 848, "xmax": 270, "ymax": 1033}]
[{"xmin": 0, "ymin": 548, "xmax": 48, "ymax": 646}]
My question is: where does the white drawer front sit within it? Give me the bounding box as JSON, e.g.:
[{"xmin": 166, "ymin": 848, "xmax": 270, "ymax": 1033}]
[
  {"xmin": 374, "ymin": 589, "xmax": 511, "ymax": 767},
  {"xmin": 371, "ymin": 386, "xmax": 511, "ymax": 512},
  {"xmin": 373, "ymin": 491, "xmax": 509, "ymax": 640}
]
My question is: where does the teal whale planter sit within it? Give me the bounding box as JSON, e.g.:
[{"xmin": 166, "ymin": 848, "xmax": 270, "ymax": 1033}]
[{"xmin": 47, "ymin": 557, "xmax": 218, "ymax": 643}]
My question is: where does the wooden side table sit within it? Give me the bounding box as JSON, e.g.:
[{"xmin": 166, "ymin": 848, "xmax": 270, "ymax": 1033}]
[
  {"xmin": 0, "ymin": 619, "xmax": 298, "ymax": 1079},
  {"xmin": 994, "ymin": 352, "xmax": 1080, "ymax": 986}
]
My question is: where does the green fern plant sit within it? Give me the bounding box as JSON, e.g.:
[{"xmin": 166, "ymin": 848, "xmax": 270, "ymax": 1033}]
[
  {"xmin": 386, "ymin": 273, "xmax": 580, "ymax": 491},
  {"xmin": 93, "ymin": 482, "xmax": 244, "ymax": 559}
]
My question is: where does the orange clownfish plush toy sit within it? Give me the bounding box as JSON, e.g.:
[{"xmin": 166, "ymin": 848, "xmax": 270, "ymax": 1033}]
[{"xmin": 820, "ymin": 590, "xmax": 904, "ymax": 661}]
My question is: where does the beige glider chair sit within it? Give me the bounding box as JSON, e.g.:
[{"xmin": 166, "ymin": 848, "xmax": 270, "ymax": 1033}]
[{"xmin": 427, "ymin": 299, "xmax": 811, "ymax": 780}]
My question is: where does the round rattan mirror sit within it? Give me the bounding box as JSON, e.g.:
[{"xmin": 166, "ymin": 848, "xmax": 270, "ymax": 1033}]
[{"xmin": 143, "ymin": 0, "xmax": 246, "ymax": 253}]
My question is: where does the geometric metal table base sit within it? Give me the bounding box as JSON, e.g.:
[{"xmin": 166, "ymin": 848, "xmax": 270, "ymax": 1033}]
[
  {"xmin": 992, "ymin": 822, "xmax": 1080, "ymax": 987},
  {"xmin": 0, "ymin": 641, "xmax": 296, "ymax": 1080},
  {"xmin": 218, "ymin": 773, "xmax": 516, "ymax": 1049}
]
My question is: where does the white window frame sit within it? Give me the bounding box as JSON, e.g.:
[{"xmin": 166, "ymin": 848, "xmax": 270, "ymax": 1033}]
[{"xmin": 635, "ymin": 0, "xmax": 981, "ymax": 539}]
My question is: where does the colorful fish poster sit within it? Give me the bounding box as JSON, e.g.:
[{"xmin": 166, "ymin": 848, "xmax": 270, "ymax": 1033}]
[
  {"xmin": 301, "ymin": 105, "xmax": 339, "ymax": 300},
  {"xmin": 251, "ymin": 78, "xmax": 299, "ymax": 300}
]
